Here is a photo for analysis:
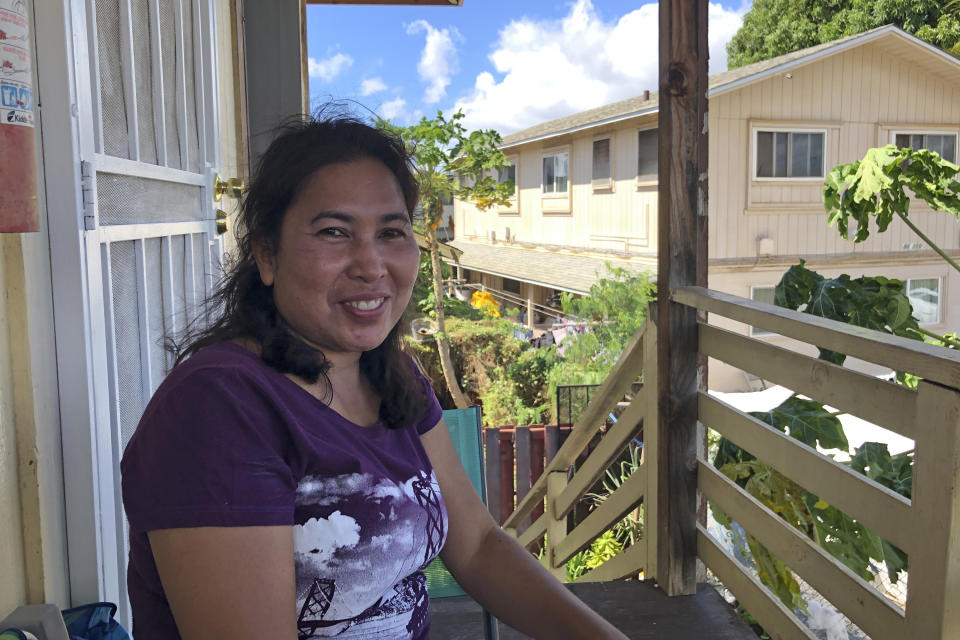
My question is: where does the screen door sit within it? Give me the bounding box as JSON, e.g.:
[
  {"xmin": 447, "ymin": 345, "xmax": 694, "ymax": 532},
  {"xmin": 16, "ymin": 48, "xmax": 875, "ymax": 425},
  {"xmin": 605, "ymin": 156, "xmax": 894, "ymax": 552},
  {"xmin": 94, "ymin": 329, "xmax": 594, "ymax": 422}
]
[{"xmin": 66, "ymin": 0, "xmax": 224, "ymax": 626}]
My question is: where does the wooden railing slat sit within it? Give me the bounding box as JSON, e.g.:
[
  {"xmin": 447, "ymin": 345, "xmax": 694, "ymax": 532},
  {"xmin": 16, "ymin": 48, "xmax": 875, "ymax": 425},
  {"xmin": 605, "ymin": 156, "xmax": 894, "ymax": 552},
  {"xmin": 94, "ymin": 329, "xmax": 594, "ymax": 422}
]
[
  {"xmin": 697, "ymin": 525, "xmax": 819, "ymax": 640},
  {"xmin": 673, "ymin": 286, "xmax": 960, "ymax": 388},
  {"xmin": 573, "ymin": 540, "xmax": 647, "ymax": 584},
  {"xmin": 554, "ymin": 392, "xmax": 645, "ymax": 519},
  {"xmin": 700, "ymin": 323, "xmax": 917, "ymax": 440},
  {"xmin": 699, "ymin": 461, "xmax": 907, "ymax": 640},
  {"xmin": 516, "ymin": 513, "xmax": 546, "ymax": 550},
  {"xmin": 554, "ymin": 467, "xmax": 646, "ymax": 566},
  {"xmin": 700, "ymin": 392, "xmax": 914, "ymax": 552},
  {"xmin": 503, "ymin": 327, "xmax": 646, "ymax": 530}
]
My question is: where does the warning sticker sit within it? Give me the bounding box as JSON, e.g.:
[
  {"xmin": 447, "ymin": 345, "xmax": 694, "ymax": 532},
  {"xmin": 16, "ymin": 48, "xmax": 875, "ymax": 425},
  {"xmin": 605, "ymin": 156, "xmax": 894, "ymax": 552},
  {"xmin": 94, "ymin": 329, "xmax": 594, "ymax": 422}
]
[{"xmin": 0, "ymin": 3, "xmax": 32, "ymax": 127}]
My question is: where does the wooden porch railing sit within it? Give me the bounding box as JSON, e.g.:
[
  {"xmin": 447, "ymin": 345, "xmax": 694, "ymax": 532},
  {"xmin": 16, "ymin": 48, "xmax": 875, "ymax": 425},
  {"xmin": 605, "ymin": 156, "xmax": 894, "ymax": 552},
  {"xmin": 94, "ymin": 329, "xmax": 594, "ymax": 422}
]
[{"xmin": 500, "ymin": 288, "xmax": 960, "ymax": 639}]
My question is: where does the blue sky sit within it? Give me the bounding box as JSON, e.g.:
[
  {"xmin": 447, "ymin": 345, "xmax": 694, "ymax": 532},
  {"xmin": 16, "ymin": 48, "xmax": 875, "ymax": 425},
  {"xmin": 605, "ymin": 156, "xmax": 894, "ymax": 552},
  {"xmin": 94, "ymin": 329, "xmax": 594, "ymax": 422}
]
[{"xmin": 307, "ymin": 0, "xmax": 751, "ymax": 135}]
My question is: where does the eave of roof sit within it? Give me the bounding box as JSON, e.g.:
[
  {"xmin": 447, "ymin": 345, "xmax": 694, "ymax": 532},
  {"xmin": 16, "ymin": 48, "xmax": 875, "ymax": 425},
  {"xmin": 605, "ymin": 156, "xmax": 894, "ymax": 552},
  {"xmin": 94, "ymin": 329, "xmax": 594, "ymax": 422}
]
[
  {"xmin": 446, "ymin": 241, "xmax": 654, "ymax": 294},
  {"xmin": 501, "ymin": 25, "xmax": 959, "ymax": 149}
]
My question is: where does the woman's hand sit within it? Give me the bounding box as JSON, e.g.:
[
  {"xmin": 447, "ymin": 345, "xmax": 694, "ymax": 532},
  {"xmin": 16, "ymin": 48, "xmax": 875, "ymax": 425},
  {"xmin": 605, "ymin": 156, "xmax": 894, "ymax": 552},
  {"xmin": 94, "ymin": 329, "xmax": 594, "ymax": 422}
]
[
  {"xmin": 421, "ymin": 421, "xmax": 630, "ymax": 640},
  {"xmin": 149, "ymin": 525, "xmax": 298, "ymax": 639}
]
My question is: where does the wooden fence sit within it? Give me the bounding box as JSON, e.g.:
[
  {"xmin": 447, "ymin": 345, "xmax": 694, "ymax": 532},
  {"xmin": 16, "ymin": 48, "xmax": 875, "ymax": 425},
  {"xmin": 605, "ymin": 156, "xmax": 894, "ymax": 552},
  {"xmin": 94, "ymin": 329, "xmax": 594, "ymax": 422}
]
[{"xmin": 499, "ymin": 289, "xmax": 960, "ymax": 638}]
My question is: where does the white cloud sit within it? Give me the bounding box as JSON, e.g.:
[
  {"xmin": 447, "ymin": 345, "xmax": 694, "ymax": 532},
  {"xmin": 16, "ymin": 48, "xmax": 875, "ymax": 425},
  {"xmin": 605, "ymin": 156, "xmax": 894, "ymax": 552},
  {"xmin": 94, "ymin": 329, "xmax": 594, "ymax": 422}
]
[
  {"xmin": 360, "ymin": 77, "xmax": 388, "ymax": 96},
  {"xmin": 293, "ymin": 512, "xmax": 361, "ymax": 566},
  {"xmin": 308, "ymin": 52, "xmax": 354, "ymax": 82},
  {"xmin": 379, "ymin": 97, "xmax": 408, "ymax": 121},
  {"xmin": 407, "ymin": 20, "xmax": 460, "ymax": 104},
  {"xmin": 455, "ymin": 0, "xmax": 745, "ymax": 134}
]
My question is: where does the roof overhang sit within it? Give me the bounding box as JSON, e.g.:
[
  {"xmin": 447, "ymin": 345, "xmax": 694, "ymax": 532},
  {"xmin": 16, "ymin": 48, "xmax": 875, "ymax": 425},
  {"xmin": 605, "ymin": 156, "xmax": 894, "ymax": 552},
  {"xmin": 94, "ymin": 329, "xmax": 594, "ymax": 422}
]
[
  {"xmin": 444, "ymin": 241, "xmax": 655, "ymax": 295},
  {"xmin": 709, "ymin": 26, "xmax": 960, "ymax": 98},
  {"xmin": 500, "ymin": 106, "xmax": 658, "ymax": 151},
  {"xmin": 500, "ymin": 26, "xmax": 960, "ymax": 150},
  {"xmin": 415, "ymin": 232, "xmax": 463, "ymax": 262}
]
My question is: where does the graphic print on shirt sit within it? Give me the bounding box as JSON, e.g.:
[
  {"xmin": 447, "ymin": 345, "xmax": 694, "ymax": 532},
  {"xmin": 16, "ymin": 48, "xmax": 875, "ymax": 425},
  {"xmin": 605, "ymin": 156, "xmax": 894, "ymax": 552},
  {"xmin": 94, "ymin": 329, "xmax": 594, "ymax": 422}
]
[{"xmin": 293, "ymin": 469, "xmax": 447, "ymax": 639}]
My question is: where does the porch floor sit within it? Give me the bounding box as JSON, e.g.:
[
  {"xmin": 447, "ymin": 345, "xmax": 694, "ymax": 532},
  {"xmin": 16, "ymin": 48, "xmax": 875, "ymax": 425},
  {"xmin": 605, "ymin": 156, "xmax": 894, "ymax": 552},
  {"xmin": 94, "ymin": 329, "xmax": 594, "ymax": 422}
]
[{"xmin": 429, "ymin": 580, "xmax": 758, "ymax": 639}]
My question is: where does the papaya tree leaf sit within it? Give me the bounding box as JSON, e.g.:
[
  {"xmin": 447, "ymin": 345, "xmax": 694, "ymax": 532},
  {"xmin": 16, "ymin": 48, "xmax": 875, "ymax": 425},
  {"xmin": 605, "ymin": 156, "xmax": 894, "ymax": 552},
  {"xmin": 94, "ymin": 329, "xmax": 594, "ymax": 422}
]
[{"xmin": 751, "ymin": 395, "xmax": 848, "ymax": 453}]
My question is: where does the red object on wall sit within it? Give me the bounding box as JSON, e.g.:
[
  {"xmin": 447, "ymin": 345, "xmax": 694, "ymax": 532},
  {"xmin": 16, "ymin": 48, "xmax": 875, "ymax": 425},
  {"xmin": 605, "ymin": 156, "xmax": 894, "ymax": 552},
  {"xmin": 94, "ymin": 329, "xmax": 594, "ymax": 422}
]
[{"xmin": 0, "ymin": 121, "xmax": 38, "ymax": 232}]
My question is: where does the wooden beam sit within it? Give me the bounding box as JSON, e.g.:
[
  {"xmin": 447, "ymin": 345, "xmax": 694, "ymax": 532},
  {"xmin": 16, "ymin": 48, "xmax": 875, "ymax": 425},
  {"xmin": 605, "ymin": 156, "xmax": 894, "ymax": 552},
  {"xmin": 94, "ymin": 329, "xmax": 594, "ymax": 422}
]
[{"xmin": 656, "ymin": 0, "xmax": 709, "ymax": 596}]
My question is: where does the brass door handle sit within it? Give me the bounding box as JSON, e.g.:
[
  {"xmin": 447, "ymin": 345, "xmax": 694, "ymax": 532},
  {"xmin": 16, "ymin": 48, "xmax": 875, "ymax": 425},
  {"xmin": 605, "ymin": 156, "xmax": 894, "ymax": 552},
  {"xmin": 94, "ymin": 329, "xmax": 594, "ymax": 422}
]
[
  {"xmin": 215, "ymin": 209, "xmax": 229, "ymax": 235},
  {"xmin": 214, "ymin": 174, "xmax": 244, "ymax": 202}
]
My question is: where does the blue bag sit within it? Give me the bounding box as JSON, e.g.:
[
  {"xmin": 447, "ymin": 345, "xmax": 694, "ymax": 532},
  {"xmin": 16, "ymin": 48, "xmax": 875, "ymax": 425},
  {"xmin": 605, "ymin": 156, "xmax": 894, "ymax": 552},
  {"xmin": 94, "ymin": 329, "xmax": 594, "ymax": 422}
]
[{"xmin": 60, "ymin": 603, "xmax": 129, "ymax": 640}]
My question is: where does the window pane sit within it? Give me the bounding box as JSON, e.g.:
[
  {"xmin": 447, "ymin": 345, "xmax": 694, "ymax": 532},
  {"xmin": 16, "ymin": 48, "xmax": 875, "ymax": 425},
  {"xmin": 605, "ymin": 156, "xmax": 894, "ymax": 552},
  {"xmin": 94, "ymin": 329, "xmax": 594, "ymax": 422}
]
[
  {"xmin": 756, "ymin": 131, "xmax": 773, "ymax": 177},
  {"xmin": 499, "ymin": 164, "xmax": 516, "ymax": 185},
  {"xmin": 556, "ymin": 153, "xmax": 569, "ymax": 193},
  {"xmin": 809, "ymin": 133, "xmax": 824, "ymax": 176},
  {"xmin": 908, "ymin": 278, "xmax": 940, "ymax": 324},
  {"xmin": 751, "ymin": 287, "xmax": 777, "ymax": 335},
  {"xmin": 543, "ymin": 156, "xmax": 554, "ymax": 193},
  {"xmin": 895, "ymin": 134, "xmax": 910, "ymax": 148},
  {"xmin": 637, "ymin": 129, "xmax": 658, "ymax": 177},
  {"xmin": 792, "ymin": 133, "xmax": 810, "ymax": 177},
  {"xmin": 943, "ymin": 136, "xmax": 957, "ymax": 163},
  {"xmin": 775, "ymin": 132, "xmax": 788, "ymax": 177},
  {"xmin": 593, "ymin": 139, "xmax": 611, "ymax": 180}
]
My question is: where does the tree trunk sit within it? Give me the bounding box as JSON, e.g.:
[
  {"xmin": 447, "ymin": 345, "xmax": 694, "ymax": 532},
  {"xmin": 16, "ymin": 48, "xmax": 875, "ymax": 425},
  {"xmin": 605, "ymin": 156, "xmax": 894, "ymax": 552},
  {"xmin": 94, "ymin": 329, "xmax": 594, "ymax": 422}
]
[{"xmin": 429, "ymin": 226, "xmax": 470, "ymax": 408}]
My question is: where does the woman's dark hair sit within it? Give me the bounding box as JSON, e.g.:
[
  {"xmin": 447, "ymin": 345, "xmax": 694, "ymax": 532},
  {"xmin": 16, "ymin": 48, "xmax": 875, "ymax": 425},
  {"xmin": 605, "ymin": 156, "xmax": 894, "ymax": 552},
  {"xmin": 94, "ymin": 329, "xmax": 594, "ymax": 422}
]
[{"xmin": 171, "ymin": 110, "xmax": 426, "ymax": 428}]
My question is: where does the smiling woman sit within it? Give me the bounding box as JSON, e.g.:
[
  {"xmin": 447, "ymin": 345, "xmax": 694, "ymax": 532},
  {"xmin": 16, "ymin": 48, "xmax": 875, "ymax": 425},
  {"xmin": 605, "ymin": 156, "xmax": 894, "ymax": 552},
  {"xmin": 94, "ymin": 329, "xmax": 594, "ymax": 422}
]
[{"xmin": 119, "ymin": 110, "xmax": 629, "ymax": 640}]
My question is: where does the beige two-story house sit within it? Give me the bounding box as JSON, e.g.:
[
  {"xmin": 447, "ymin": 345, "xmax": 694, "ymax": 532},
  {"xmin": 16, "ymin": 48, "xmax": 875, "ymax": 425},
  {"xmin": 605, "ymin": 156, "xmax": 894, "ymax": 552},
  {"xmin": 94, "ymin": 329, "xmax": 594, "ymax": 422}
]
[{"xmin": 452, "ymin": 25, "xmax": 960, "ymax": 391}]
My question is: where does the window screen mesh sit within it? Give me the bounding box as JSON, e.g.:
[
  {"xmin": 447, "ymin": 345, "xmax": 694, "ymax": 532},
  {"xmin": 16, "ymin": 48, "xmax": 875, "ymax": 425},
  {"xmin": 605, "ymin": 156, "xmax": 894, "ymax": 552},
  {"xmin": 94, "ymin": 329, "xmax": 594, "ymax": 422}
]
[
  {"xmin": 159, "ymin": 0, "xmax": 183, "ymax": 169},
  {"xmin": 145, "ymin": 237, "xmax": 168, "ymax": 389},
  {"xmin": 183, "ymin": 0, "xmax": 201, "ymax": 172},
  {"xmin": 95, "ymin": 0, "xmax": 129, "ymax": 157},
  {"xmin": 132, "ymin": 0, "xmax": 158, "ymax": 164},
  {"xmin": 109, "ymin": 240, "xmax": 145, "ymax": 450},
  {"xmin": 97, "ymin": 173, "xmax": 204, "ymax": 225}
]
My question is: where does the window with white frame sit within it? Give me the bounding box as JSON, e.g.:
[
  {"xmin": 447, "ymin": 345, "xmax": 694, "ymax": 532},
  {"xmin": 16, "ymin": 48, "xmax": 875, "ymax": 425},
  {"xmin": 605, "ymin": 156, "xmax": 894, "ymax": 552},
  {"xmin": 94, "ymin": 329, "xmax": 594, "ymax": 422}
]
[
  {"xmin": 593, "ymin": 137, "xmax": 612, "ymax": 187},
  {"xmin": 907, "ymin": 277, "xmax": 941, "ymax": 325},
  {"xmin": 637, "ymin": 129, "xmax": 658, "ymax": 182},
  {"xmin": 755, "ymin": 130, "xmax": 825, "ymax": 178},
  {"xmin": 750, "ymin": 286, "xmax": 777, "ymax": 336},
  {"xmin": 542, "ymin": 151, "xmax": 569, "ymax": 194},
  {"xmin": 894, "ymin": 133, "xmax": 957, "ymax": 163}
]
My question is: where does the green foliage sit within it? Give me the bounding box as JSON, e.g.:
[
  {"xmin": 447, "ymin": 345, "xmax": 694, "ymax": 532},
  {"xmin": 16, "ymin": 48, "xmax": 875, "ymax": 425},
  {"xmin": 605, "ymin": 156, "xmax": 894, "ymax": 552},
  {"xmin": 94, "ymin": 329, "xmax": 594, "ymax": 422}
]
[
  {"xmin": 565, "ymin": 530, "xmax": 624, "ymax": 582},
  {"xmin": 775, "ymin": 260, "xmax": 922, "ymax": 366},
  {"xmin": 750, "ymin": 395, "xmax": 849, "ymax": 452},
  {"xmin": 560, "ymin": 266, "xmax": 656, "ymax": 372},
  {"xmin": 479, "ymin": 369, "xmax": 548, "ymax": 427},
  {"xmin": 727, "ymin": 0, "xmax": 960, "ymax": 69},
  {"xmin": 823, "ymin": 145, "xmax": 960, "ymax": 245},
  {"xmin": 586, "ymin": 443, "xmax": 645, "ymax": 548},
  {"xmin": 505, "ymin": 348, "xmax": 562, "ymax": 409},
  {"xmin": 410, "ymin": 252, "xmax": 482, "ymax": 320},
  {"xmin": 375, "ymin": 110, "xmax": 514, "ymax": 224}
]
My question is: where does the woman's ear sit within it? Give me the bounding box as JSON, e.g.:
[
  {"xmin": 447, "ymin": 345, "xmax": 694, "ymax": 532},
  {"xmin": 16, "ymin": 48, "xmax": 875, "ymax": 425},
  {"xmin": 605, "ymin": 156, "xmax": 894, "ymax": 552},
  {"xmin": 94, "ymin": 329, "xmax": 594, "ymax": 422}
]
[{"xmin": 252, "ymin": 237, "xmax": 277, "ymax": 287}]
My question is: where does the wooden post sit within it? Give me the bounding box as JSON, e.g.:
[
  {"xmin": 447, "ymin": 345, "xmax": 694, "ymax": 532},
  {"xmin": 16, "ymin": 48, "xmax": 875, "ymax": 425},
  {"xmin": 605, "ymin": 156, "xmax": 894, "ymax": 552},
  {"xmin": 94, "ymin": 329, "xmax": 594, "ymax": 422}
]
[
  {"xmin": 526, "ymin": 296, "xmax": 535, "ymax": 329},
  {"xmin": 904, "ymin": 381, "xmax": 960, "ymax": 638},
  {"xmin": 531, "ymin": 429, "xmax": 546, "ymax": 524},
  {"xmin": 499, "ymin": 429, "xmax": 515, "ymax": 524},
  {"xmin": 546, "ymin": 471, "xmax": 569, "ymax": 580},
  {"xmin": 656, "ymin": 0, "xmax": 709, "ymax": 596},
  {"xmin": 515, "ymin": 426, "xmax": 532, "ymax": 533},
  {"xmin": 544, "ymin": 424, "xmax": 560, "ymax": 464},
  {"xmin": 484, "ymin": 428, "xmax": 501, "ymax": 523}
]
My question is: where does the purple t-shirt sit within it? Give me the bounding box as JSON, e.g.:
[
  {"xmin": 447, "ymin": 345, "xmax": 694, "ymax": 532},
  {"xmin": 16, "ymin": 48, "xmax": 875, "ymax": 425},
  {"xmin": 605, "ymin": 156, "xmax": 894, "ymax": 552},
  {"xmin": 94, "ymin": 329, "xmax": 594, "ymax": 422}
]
[{"xmin": 121, "ymin": 342, "xmax": 447, "ymax": 639}]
